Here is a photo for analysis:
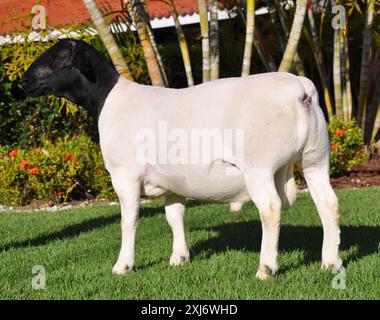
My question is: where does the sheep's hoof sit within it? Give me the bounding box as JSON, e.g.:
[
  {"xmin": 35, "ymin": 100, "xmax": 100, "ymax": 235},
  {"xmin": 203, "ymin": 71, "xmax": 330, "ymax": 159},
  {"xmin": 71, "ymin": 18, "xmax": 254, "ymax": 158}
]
[
  {"xmin": 112, "ymin": 262, "xmax": 133, "ymax": 275},
  {"xmin": 170, "ymin": 252, "xmax": 190, "ymax": 266},
  {"xmin": 255, "ymin": 265, "xmax": 277, "ymax": 280},
  {"xmin": 321, "ymin": 258, "xmax": 343, "ymax": 271}
]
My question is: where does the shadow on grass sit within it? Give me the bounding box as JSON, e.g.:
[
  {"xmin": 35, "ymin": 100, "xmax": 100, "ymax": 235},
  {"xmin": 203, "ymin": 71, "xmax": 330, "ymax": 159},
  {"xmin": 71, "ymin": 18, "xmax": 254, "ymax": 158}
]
[
  {"xmin": 0, "ymin": 201, "xmax": 202, "ymax": 252},
  {"xmin": 190, "ymin": 221, "xmax": 380, "ymax": 269},
  {"xmin": 1, "ymin": 200, "xmax": 378, "ymax": 274}
]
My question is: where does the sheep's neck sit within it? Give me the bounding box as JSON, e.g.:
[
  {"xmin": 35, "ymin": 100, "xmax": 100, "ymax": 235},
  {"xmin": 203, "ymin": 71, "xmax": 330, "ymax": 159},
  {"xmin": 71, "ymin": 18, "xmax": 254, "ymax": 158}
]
[{"xmin": 80, "ymin": 60, "xmax": 119, "ymax": 120}]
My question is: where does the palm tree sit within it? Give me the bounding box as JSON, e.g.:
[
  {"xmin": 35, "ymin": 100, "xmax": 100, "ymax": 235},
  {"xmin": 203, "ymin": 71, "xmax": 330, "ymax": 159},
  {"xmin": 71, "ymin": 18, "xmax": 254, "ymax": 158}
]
[
  {"xmin": 241, "ymin": 0, "xmax": 255, "ymax": 76},
  {"xmin": 277, "ymin": 0, "xmax": 307, "ymax": 74},
  {"xmin": 365, "ymin": 47, "xmax": 380, "ymax": 143},
  {"xmin": 357, "ymin": 0, "xmax": 375, "ymax": 129},
  {"xmin": 333, "ymin": 28, "xmax": 343, "ymax": 119},
  {"xmin": 341, "ymin": 29, "xmax": 351, "ymax": 122},
  {"xmin": 124, "ymin": 0, "xmax": 165, "ymax": 86},
  {"xmin": 198, "ymin": 0, "xmax": 210, "ymax": 82},
  {"xmin": 168, "ymin": 0, "xmax": 194, "ymax": 86},
  {"xmin": 141, "ymin": 0, "xmax": 168, "ymax": 86},
  {"xmin": 209, "ymin": 0, "xmax": 219, "ymax": 80},
  {"xmin": 306, "ymin": 0, "xmax": 333, "ymax": 118},
  {"xmin": 82, "ymin": 0, "xmax": 133, "ymax": 80},
  {"xmin": 254, "ymin": 29, "xmax": 277, "ymax": 71},
  {"xmin": 343, "ymin": 29, "xmax": 353, "ymax": 120}
]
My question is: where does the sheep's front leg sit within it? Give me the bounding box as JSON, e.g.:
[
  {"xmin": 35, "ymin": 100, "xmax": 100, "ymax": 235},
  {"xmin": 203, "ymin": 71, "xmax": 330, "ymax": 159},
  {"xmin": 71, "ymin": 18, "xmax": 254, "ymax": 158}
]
[
  {"xmin": 112, "ymin": 176, "xmax": 141, "ymax": 275},
  {"xmin": 165, "ymin": 194, "xmax": 190, "ymax": 266}
]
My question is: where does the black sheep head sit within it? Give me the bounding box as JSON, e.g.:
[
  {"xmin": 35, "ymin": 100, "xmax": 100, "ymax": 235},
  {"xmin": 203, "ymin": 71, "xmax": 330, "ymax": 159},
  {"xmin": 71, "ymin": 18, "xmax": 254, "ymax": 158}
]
[{"xmin": 23, "ymin": 39, "xmax": 98, "ymax": 104}]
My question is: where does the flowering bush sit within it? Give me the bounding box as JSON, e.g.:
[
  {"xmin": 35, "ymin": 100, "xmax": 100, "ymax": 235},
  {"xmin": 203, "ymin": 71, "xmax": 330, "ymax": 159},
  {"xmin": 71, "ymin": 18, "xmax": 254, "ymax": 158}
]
[
  {"xmin": 328, "ymin": 117, "xmax": 367, "ymax": 176},
  {"xmin": 0, "ymin": 135, "xmax": 115, "ymax": 206},
  {"xmin": 294, "ymin": 117, "xmax": 368, "ymax": 183}
]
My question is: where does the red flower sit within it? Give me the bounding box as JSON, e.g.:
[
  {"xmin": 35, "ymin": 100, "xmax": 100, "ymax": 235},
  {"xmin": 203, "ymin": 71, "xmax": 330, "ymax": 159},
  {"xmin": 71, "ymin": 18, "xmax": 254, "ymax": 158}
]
[
  {"xmin": 71, "ymin": 136, "xmax": 78, "ymax": 141},
  {"xmin": 54, "ymin": 191, "xmax": 64, "ymax": 198},
  {"xmin": 29, "ymin": 167, "xmax": 39, "ymax": 175},
  {"xmin": 64, "ymin": 153, "xmax": 74, "ymax": 161},
  {"xmin": 330, "ymin": 144, "xmax": 339, "ymax": 151},
  {"xmin": 335, "ymin": 129, "xmax": 345, "ymax": 137},
  {"xmin": 20, "ymin": 160, "xmax": 29, "ymax": 170},
  {"xmin": 96, "ymin": 169, "xmax": 105, "ymax": 175},
  {"xmin": 8, "ymin": 149, "xmax": 17, "ymax": 157}
]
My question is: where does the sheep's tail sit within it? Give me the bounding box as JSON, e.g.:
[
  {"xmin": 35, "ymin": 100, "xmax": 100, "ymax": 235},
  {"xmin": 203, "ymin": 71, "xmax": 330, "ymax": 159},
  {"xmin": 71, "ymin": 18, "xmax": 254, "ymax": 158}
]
[
  {"xmin": 297, "ymin": 76, "xmax": 330, "ymax": 170},
  {"xmin": 276, "ymin": 75, "xmax": 328, "ymax": 211}
]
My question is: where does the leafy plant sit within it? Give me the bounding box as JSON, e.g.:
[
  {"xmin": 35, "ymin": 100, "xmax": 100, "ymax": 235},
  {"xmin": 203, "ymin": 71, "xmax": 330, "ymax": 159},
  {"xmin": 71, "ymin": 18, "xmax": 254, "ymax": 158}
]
[
  {"xmin": 294, "ymin": 117, "xmax": 368, "ymax": 183},
  {"xmin": 0, "ymin": 135, "xmax": 115, "ymax": 206},
  {"xmin": 328, "ymin": 116, "xmax": 368, "ymax": 176}
]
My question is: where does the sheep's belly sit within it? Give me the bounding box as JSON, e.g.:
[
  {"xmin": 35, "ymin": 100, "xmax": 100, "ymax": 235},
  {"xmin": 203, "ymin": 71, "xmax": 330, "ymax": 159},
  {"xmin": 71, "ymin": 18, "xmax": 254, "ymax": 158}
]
[{"xmin": 142, "ymin": 162, "xmax": 251, "ymax": 203}]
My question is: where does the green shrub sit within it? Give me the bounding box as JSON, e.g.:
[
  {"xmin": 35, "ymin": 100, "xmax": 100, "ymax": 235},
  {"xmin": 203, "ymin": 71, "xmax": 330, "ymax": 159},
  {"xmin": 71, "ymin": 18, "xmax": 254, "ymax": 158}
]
[
  {"xmin": 328, "ymin": 117, "xmax": 367, "ymax": 176},
  {"xmin": 0, "ymin": 135, "xmax": 115, "ymax": 206},
  {"xmin": 294, "ymin": 117, "xmax": 367, "ymax": 183},
  {"xmin": 0, "ymin": 29, "xmax": 148, "ymax": 148}
]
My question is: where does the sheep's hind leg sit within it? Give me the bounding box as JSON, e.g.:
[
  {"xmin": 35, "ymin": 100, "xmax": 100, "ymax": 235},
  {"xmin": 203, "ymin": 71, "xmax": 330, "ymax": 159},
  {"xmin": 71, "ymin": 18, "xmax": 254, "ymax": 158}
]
[
  {"xmin": 303, "ymin": 162, "xmax": 342, "ymax": 270},
  {"xmin": 111, "ymin": 175, "xmax": 141, "ymax": 275},
  {"xmin": 245, "ymin": 171, "xmax": 282, "ymax": 280},
  {"xmin": 165, "ymin": 194, "xmax": 190, "ymax": 266}
]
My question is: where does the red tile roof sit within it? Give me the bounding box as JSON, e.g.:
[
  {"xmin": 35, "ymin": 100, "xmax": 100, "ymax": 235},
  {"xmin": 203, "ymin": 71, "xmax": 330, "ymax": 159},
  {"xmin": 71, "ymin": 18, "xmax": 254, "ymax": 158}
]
[{"xmin": 0, "ymin": 0, "xmax": 203, "ymax": 35}]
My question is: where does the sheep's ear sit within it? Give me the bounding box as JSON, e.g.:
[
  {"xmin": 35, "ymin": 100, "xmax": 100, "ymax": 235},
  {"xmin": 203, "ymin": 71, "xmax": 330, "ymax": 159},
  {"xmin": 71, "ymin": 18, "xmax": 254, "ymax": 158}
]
[{"xmin": 50, "ymin": 42, "xmax": 76, "ymax": 70}]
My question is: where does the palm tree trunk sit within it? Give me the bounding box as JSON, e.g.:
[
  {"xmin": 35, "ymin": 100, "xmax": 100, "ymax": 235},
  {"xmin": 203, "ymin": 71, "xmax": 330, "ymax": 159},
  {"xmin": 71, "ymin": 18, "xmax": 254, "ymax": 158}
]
[
  {"xmin": 82, "ymin": 0, "xmax": 133, "ymax": 80},
  {"xmin": 254, "ymin": 29, "xmax": 277, "ymax": 71},
  {"xmin": 307, "ymin": 1, "xmax": 333, "ymax": 118},
  {"xmin": 367, "ymin": 84, "xmax": 380, "ymax": 144},
  {"xmin": 333, "ymin": 28, "xmax": 343, "ymax": 119},
  {"xmin": 124, "ymin": 0, "xmax": 165, "ymax": 87},
  {"xmin": 169, "ymin": 0, "xmax": 194, "ymax": 86},
  {"xmin": 357, "ymin": 0, "xmax": 375, "ymax": 129},
  {"xmin": 341, "ymin": 30, "xmax": 349, "ymax": 122},
  {"xmin": 278, "ymin": 0, "xmax": 307, "ymax": 73},
  {"xmin": 198, "ymin": 0, "xmax": 210, "ymax": 82},
  {"xmin": 269, "ymin": 0, "xmax": 286, "ymax": 52},
  {"xmin": 365, "ymin": 49, "xmax": 380, "ymax": 143},
  {"xmin": 209, "ymin": 0, "xmax": 219, "ymax": 80},
  {"xmin": 241, "ymin": 0, "xmax": 255, "ymax": 76},
  {"xmin": 344, "ymin": 30, "xmax": 353, "ymax": 120},
  {"xmin": 141, "ymin": 0, "xmax": 168, "ymax": 86}
]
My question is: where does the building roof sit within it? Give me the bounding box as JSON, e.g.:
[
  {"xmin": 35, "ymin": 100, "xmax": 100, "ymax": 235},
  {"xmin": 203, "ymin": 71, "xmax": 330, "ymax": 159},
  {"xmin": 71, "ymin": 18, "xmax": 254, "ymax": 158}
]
[{"xmin": 0, "ymin": 0, "xmax": 210, "ymax": 35}]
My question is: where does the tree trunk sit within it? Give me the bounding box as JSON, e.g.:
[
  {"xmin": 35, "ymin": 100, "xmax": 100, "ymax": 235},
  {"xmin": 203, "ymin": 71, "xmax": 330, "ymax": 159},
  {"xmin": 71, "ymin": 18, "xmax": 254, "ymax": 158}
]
[
  {"xmin": 142, "ymin": 0, "xmax": 168, "ymax": 86},
  {"xmin": 82, "ymin": 0, "xmax": 133, "ymax": 80},
  {"xmin": 344, "ymin": 30, "xmax": 353, "ymax": 120},
  {"xmin": 254, "ymin": 29, "xmax": 277, "ymax": 71},
  {"xmin": 209, "ymin": 0, "xmax": 219, "ymax": 80},
  {"xmin": 198, "ymin": 0, "xmax": 210, "ymax": 82},
  {"xmin": 341, "ymin": 30, "xmax": 349, "ymax": 121},
  {"xmin": 357, "ymin": 0, "xmax": 375, "ymax": 128},
  {"xmin": 307, "ymin": 1, "xmax": 333, "ymax": 118},
  {"xmin": 333, "ymin": 28, "xmax": 343, "ymax": 119},
  {"xmin": 169, "ymin": 0, "xmax": 194, "ymax": 86},
  {"xmin": 278, "ymin": 0, "xmax": 307, "ymax": 73},
  {"xmin": 241, "ymin": 0, "xmax": 255, "ymax": 76},
  {"xmin": 124, "ymin": 0, "xmax": 165, "ymax": 87},
  {"xmin": 365, "ymin": 48, "xmax": 380, "ymax": 143}
]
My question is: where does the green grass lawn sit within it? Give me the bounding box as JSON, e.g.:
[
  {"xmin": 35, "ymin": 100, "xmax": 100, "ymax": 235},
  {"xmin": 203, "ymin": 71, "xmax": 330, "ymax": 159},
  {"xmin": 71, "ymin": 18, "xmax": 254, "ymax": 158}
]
[{"xmin": 0, "ymin": 187, "xmax": 379, "ymax": 299}]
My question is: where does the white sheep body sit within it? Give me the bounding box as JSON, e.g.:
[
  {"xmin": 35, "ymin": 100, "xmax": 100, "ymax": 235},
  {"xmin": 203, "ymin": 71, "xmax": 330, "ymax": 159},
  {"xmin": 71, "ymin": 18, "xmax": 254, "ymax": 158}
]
[{"xmin": 23, "ymin": 40, "xmax": 342, "ymax": 279}]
